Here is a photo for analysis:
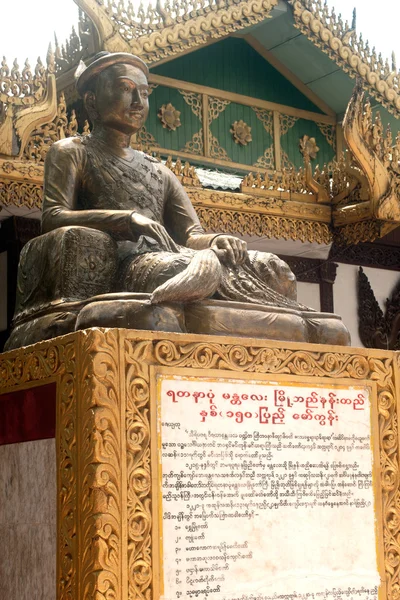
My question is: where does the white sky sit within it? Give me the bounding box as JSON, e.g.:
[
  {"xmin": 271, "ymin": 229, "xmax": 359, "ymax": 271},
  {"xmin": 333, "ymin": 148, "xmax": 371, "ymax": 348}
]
[{"xmin": 2, "ymin": 0, "xmax": 400, "ymax": 68}]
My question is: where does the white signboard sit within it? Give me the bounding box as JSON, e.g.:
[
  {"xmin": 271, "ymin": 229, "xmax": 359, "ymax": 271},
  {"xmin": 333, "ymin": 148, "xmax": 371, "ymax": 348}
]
[{"xmin": 156, "ymin": 376, "xmax": 380, "ymax": 600}]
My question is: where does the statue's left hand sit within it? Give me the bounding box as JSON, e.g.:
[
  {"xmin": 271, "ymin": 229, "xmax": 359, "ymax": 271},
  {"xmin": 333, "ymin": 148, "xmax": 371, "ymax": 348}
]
[{"xmin": 211, "ymin": 235, "xmax": 248, "ymax": 265}]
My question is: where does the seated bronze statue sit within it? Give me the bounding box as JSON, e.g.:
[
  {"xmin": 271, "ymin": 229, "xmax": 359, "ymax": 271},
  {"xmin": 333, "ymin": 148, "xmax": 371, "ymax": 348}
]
[{"xmin": 6, "ymin": 52, "xmax": 350, "ymax": 350}]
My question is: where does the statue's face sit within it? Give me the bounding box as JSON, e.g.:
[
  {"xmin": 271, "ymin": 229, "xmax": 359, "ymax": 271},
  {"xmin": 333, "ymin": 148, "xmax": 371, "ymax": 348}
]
[{"xmin": 94, "ymin": 63, "xmax": 149, "ymax": 134}]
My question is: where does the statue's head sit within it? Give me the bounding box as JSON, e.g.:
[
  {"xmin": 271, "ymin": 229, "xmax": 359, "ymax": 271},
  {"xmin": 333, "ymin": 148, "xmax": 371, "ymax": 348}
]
[{"xmin": 76, "ymin": 52, "xmax": 150, "ymax": 134}]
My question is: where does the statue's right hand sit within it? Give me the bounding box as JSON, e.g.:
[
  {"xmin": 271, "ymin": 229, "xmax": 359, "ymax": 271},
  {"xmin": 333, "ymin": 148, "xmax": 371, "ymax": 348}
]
[{"xmin": 130, "ymin": 213, "xmax": 180, "ymax": 252}]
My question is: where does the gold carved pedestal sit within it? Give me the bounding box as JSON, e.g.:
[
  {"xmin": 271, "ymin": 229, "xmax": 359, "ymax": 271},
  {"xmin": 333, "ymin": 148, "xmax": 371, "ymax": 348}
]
[{"xmin": 1, "ymin": 328, "xmax": 400, "ymax": 599}]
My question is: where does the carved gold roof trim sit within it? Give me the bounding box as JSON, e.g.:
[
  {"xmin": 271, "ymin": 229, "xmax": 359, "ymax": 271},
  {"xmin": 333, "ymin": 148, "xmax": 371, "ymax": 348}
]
[
  {"xmin": 289, "ymin": 0, "xmax": 400, "ymax": 118},
  {"xmin": 73, "ymin": 0, "xmax": 279, "ymax": 63},
  {"xmin": 0, "ymin": 50, "xmax": 58, "ymax": 158},
  {"xmin": 333, "ymin": 81, "xmax": 400, "ymax": 228}
]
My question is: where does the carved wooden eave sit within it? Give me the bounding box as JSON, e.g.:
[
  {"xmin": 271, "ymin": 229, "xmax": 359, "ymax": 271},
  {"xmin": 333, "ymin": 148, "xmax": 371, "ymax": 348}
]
[
  {"xmin": 72, "ymin": 0, "xmax": 279, "ymax": 64},
  {"xmin": 332, "ymin": 81, "xmax": 400, "ymax": 244},
  {"xmin": 54, "ymin": 0, "xmax": 400, "ymax": 121},
  {"xmin": 288, "ymin": 0, "xmax": 400, "ymax": 119},
  {"xmin": 0, "ymin": 154, "xmax": 332, "ymax": 244},
  {"xmin": 0, "ymin": 52, "xmax": 58, "ymax": 158}
]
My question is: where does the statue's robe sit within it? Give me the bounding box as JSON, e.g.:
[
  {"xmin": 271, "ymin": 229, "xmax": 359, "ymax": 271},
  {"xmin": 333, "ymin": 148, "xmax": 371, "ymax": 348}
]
[{"xmin": 42, "ymin": 134, "xmax": 296, "ymax": 301}]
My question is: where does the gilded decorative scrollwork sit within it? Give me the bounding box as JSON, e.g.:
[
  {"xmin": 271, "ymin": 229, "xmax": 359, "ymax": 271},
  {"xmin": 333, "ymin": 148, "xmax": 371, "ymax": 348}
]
[
  {"xmin": 252, "ymin": 108, "xmax": 273, "ymax": 135},
  {"xmin": 209, "ymin": 133, "xmax": 230, "ymax": 161},
  {"xmin": 0, "ymin": 51, "xmax": 57, "ymax": 157},
  {"xmin": 78, "ymin": 329, "xmax": 123, "ymax": 599},
  {"xmin": 0, "ymin": 178, "xmax": 43, "ymax": 210},
  {"xmin": 124, "ymin": 338, "xmax": 153, "ymax": 600},
  {"xmin": 280, "ymin": 114, "xmax": 298, "ymax": 136},
  {"xmin": 188, "ymin": 187, "xmax": 329, "ymax": 220},
  {"xmin": 280, "ymin": 149, "xmax": 295, "ymax": 170},
  {"xmin": 253, "ymin": 146, "xmax": 275, "ymax": 170},
  {"xmin": 195, "ymin": 206, "xmax": 332, "ymax": 244},
  {"xmin": 299, "ymin": 135, "xmax": 319, "ymax": 161},
  {"xmin": 208, "ymin": 96, "xmax": 231, "ymax": 123},
  {"xmin": 317, "ymin": 121, "xmax": 336, "ymax": 149},
  {"xmin": 134, "ymin": 126, "xmax": 160, "ymax": 153},
  {"xmin": 0, "ymin": 55, "xmax": 48, "ymax": 104},
  {"xmin": 73, "ymin": 0, "xmax": 279, "ymax": 64},
  {"xmin": 23, "ymin": 93, "xmax": 83, "ymax": 162},
  {"xmin": 181, "ymin": 129, "xmax": 204, "ymax": 155},
  {"xmin": 179, "ymin": 91, "xmax": 202, "ymax": 120},
  {"xmin": 335, "ymin": 219, "xmax": 385, "ymax": 245}
]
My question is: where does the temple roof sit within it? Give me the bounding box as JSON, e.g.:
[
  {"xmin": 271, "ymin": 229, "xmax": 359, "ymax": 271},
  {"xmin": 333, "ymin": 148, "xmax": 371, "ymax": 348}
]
[{"xmin": 61, "ymin": 0, "xmax": 399, "ymax": 121}]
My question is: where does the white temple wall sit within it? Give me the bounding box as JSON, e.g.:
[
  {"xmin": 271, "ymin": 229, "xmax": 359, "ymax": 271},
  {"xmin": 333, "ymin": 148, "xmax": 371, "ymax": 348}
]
[{"xmin": 297, "ymin": 281, "xmax": 320, "ymax": 311}]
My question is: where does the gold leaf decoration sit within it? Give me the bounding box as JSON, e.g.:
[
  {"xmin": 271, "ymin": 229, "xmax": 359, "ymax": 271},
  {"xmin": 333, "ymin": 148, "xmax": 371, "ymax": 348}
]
[
  {"xmin": 158, "ymin": 103, "xmax": 181, "ymax": 131},
  {"xmin": 230, "ymin": 120, "xmax": 252, "ymax": 146},
  {"xmin": 299, "ymin": 135, "xmax": 319, "ymax": 161}
]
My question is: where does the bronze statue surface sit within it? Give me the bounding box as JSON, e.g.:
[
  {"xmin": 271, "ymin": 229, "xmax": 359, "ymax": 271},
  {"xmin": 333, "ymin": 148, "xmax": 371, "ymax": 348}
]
[{"xmin": 6, "ymin": 52, "xmax": 350, "ymax": 349}]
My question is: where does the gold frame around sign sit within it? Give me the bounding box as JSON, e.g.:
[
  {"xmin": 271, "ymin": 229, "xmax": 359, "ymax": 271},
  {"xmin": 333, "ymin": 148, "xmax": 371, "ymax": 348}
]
[
  {"xmin": 0, "ymin": 327, "xmax": 399, "ymax": 600},
  {"xmin": 152, "ymin": 371, "xmax": 384, "ymax": 600}
]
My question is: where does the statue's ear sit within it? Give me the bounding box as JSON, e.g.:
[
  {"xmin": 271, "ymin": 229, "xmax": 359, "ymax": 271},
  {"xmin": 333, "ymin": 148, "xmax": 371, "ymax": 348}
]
[{"xmin": 84, "ymin": 91, "xmax": 99, "ymax": 123}]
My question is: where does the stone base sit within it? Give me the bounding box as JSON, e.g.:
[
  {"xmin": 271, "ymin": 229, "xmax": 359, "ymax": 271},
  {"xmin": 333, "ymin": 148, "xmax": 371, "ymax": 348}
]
[{"xmin": 6, "ymin": 293, "xmax": 351, "ymax": 350}]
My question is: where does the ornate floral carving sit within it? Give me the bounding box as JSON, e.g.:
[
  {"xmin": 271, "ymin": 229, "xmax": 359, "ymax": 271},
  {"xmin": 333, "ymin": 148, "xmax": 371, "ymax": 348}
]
[
  {"xmin": 78, "ymin": 329, "xmax": 123, "ymax": 599},
  {"xmin": 188, "ymin": 187, "xmax": 330, "ymax": 220},
  {"xmin": 335, "ymin": 220, "xmax": 390, "ymax": 245},
  {"xmin": 0, "ymin": 178, "xmax": 43, "ymax": 209},
  {"xmin": 158, "ymin": 103, "xmax": 181, "ymax": 131},
  {"xmin": 194, "ymin": 206, "xmax": 332, "ymax": 244},
  {"xmin": 230, "ymin": 120, "xmax": 252, "ymax": 146},
  {"xmin": 124, "ymin": 338, "xmax": 153, "ymax": 600}
]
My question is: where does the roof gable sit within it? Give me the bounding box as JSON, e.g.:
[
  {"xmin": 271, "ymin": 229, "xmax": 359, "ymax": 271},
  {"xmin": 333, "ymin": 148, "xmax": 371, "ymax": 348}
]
[{"xmin": 151, "ymin": 38, "xmax": 324, "ymax": 114}]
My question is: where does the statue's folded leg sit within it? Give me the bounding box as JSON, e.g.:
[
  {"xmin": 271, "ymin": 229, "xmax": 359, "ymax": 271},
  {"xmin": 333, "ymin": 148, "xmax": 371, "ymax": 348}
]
[
  {"xmin": 118, "ymin": 251, "xmax": 194, "ymax": 293},
  {"xmin": 248, "ymin": 251, "xmax": 297, "ymax": 300}
]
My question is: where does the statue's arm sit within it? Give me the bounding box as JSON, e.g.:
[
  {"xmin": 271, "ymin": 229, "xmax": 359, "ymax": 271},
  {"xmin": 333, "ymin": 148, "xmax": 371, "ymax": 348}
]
[
  {"xmin": 42, "ymin": 139, "xmax": 134, "ymax": 238},
  {"xmin": 162, "ymin": 167, "xmax": 220, "ymax": 249}
]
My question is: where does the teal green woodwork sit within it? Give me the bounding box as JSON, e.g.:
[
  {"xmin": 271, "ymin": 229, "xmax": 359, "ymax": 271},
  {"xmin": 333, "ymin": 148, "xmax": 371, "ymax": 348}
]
[
  {"xmin": 280, "ymin": 118, "xmax": 336, "ymax": 169},
  {"xmin": 151, "ymin": 38, "xmax": 324, "ymax": 114},
  {"xmin": 209, "ymin": 102, "xmax": 274, "ymax": 167},
  {"xmin": 145, "ymin": 86, "xmax": 202, "ymax": 153}
]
